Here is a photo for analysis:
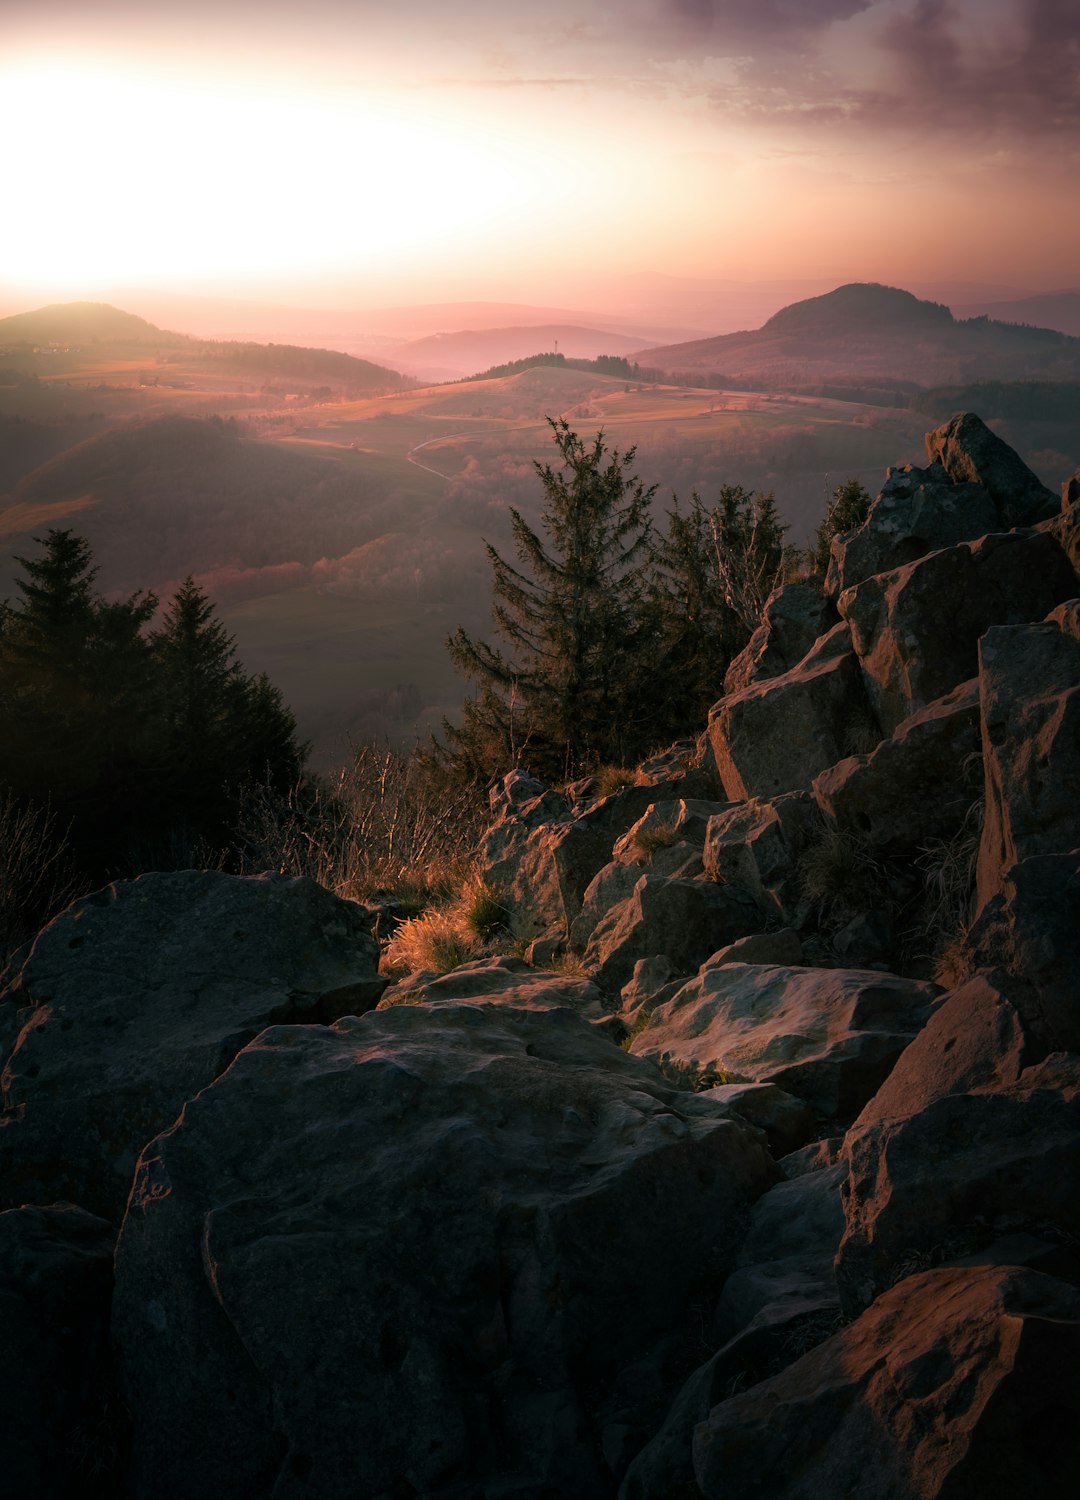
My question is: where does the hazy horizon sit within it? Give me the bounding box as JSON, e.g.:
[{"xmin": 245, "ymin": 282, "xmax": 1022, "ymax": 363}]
[{"xmin": 3, "ymin": 0, "xmax": 1078, "ymax": 323}]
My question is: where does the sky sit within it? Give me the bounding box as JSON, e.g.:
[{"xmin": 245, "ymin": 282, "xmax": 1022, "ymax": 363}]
[{"xmin": 2, "ymin": 0, "xmax": 1078, "ymax": 313}]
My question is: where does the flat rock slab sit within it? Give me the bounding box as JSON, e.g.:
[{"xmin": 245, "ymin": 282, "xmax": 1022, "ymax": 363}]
[
  {"xmin": 694, "ymin": 1265, "xmax": 1080, "ymax": 1500},
  {"xmin": 0, "ymin": 870, "xmax": 384, "ymax": 1219},
  {"xmin": 631, "ymin": 963, "xmax": 937, "ymax": 1118},
  {"xmin": 112, "ymin": 1001, "xmax": 777, "ymax": 1500},
  {"xmin": 377, "ymin": 954, "xmax": 609, "ymax": 1018}
]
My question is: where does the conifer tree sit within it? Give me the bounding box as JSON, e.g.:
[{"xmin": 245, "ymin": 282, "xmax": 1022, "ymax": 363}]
[
  {"xmin": 445, "ymin": 420, "xmax": 657, "ymax": 781},
  {"xmin": 807, "ymin": 478, "xmax": 873, "ymax": 575}
]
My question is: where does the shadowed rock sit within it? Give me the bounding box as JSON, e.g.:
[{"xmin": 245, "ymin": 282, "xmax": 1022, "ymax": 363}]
[
  {"xmin": 694, "ymin": 1264, "xmax": 1080, "ymax": 1500},
  {"xmin": 0, "ymin": 871, "xmax": 385, "ymax": 1219},
  {"xmin": 111, "ymin": 1002, "xmax": 777, "ymax": 1500},
  {"xmin": 926, "ymin": 410, "xmax": 1059, "ymax": 526}
]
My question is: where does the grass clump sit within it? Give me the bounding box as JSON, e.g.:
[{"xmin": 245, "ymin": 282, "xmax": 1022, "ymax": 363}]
[
  {"xmin": 461, "ymin": 878, "xmax": 511, "ymax": 941},
  {"xmin": 382, "ymin": 908, "xmax": 481, "ymax": 977},
  {"xmin": 910, "ymin": 799, "xmax": 982, "ymax": 983},
  {"xmin": 632, "ymin": 820, "xmax": 681, "ymax": 856},
  {"xmin": 799, "ymin": 822, "xmax": 892, "ymax": 926},
  {"xmin": 592, "ymin": 764, "xmax": 644, "ymax": 799}
]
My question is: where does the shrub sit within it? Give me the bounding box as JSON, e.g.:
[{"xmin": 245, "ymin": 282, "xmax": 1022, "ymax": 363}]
[
  {"xmin": 0, "ymin": 792, "xmax": 85, "ymax": 969},
  {"xmin": 807, "ymin": 478, "xmax": 873, "ymax": 575}
]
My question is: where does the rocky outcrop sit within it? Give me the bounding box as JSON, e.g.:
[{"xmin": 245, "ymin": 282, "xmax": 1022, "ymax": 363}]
[
  {"xmin": 826, "ymin": 460, "xmax": 995, "ymax": 596},
  {"xmin": 694, "ymin": 1265, "xmax": 1080, "ymax": 1500},
  {"xmin": 630, "ymin": 963, "xmax": 937, "ymax": 1117},
  {"xmin": 377, "ymin": 953, "xmax": 610, "ymax": 1020},
  {"xmin": 838, "ymin": 528, "xmax": 1076, "ymax": 731},
  {"xmin": 976, "ymin": 603, "xmax": 1080, "ymax": 910},
  {"xmin": 925, "ymin": 410, "xmax": 1060, "ymax": 526},
  {"xmin": 111, "ymin": 1002, "xmax": 776, "ymax": 1500},
  {"xmin": 702, "ymin": 792, "xmax": 816, "ymax": 921},
  {"xmin": 0, "ymin": 871, "xmax": 385, "ymax": 1219},
  {"xmin": 0, "ymin": 1203, "xmax": 118, "ymax": 1500},
  {"xmin": 964, "ymin": 850, "xmax": 1080, "ymax": 1052},
  {"xmin": 583, "ymin": 872, "xmax": 761, "ymax": 991},
  {"xmin": 837, "ymin": 1053, "xmax": 1080, "ymax": 1315},
  {"xmin": 812, "ymin": 677, "xmax": 982, "ymax": 852},
  {"xmin": 723, "ymin": 576, "xmax": 837, "ymax": 692},
  {"xmin": 707, "ymin": 624, "xmax": 878, "ymax": 797}
]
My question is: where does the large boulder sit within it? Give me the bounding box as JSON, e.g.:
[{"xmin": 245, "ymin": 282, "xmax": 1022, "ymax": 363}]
[
  {"xmin": 111, "ymin": 1002, "xmax": 777, "ymax": 1500},
  {"xmin": 964, "ymin": 851, "xmax": 1080, "ymax": 1053},
  {"xmin": 630, "ymin": 963, "xmax": 938, "ymax": 1118},
  {"xmin": 837, "ymin": 1053, "xmax": 1080, "ymax": 1314},
  {"xmin": 855, "ymin": 973, "xmax": 1040, "ymax": 1128},
  {"xmin": 0, "ymin": 1203, "xmax": 117, "ymax": 1500},
  {"xmin": 826, "ymin": 460, "xmax": 995, "ymax": 597},
  {"xmin": 610, "ymin": 798, "xmax": 729, "ymax": 865},
  {"xmin": 839, "ymin": 529, "xmax": 1077, "ymax": 732},
  {"xmin": 976, "ymin": 603, "xmax": 1080, "ymax": 911},
  {"xmin": 0, "ymin": 871, "xmax": 385, "ymax": 1219},
  {"xmin": 723, "ymin": 576, "xmax": 837, "ymax": 693},
  {"xmin": 583, "ymin": 873, "xmax": 761, "ymax": 992},
  {"xmin": 812, "ymin": 677, "xmax": 982, "ymax": 853},
  {"xmin": 702, "ymin": 793, "xmax": 816, "ymax": 922},
  {"xmin": 925, "ymin": 410, "xmax": 1060, "ymax": 527},
  {"xmin": 693, "ymin": 1264, "xmax": 1080, "ymax": 1500},
  {"xmin": 708, "ymin": 624, "xmax": 878, "ymax": 799}
]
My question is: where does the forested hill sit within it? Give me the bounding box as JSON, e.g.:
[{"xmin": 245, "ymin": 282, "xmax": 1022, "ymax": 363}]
[
  {"xmin": 636, "ymin": 281, "xmax": 1080, "ymax": 385},
  {"xmin": 0, "ymin": 301, "xmax": 406, "ymax": 389}
]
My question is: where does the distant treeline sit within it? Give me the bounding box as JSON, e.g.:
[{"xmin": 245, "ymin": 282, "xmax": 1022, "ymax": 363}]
[
  {"xmin": 192, "ymin": 339, "xmax": 406, "ymax": 388},
  {"xmin": 462, "ymin": 351, "xmax": 654, "ymax": 383}
]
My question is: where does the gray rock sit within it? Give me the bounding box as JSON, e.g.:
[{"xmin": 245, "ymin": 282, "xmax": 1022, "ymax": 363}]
[
  {"xmin": 702, "ymin": 793, "xmax": 817, "ymax": 922},
  {"xmin": 377, "ymin": 955, "xmax": 610, "ymax": 1019},
  {"xmin": 976, "ymin": 607, "xmax": 1080, "ymax": 912},
  {"xmin": 583, "ymin": 874, "xmax": 761, "ymax": 992},
  {"xmin": 708, "ymin": 624, "xmax": 879, "ymax": 798},
  {"xmin": 855, "ymin": 973, "xmax": 1039, "ymax": 1128},
  {"xmin": 837, "ymin": 1053, "xmax": 1080, "ymax": 1315},
  {"xmin": 925, "ymin": 410, "xmax": 1060, "ymax": 527},
  {"xmin": 111, "ymin": 1001, "xmax": 777, "ymax": 1500},
  {"xmin": 723, "ymin": 576, "xmax": 837, "ymax": 693},
  {"xmin": 826, "ymin": 459, "xmax": 996, "ymax": 596},
  {"xmin": 702, "ymin": 927, "xmax": 803, "ymax": 968},
  {"xmin": 0, "ymin": 871, "xmax": 385, "ymax": 1220},
  {"xmin": 964, "ymin": 851, "xmax": 1080, "ymax": 1053},
  {"xmin": 697, "ymin": 1080, "xmax": 817, "ymax": 1156},
  {"xmin": 812, "ymin": 677, "xmax": 982, "ymax": 853},
  {"xmin": 839, "ymin": 529, "xmax": 1077, "ymax": 732},
  {"xmin": 631, "ymin": 963, "xmax": 937, "ymax": 1118},
  {"xmin": 694, "ymin": 1265, "xmax": 1080, "ymax": 1500}
]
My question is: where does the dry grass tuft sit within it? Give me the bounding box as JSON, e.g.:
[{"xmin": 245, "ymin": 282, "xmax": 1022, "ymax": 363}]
[
  {"xmin": 381, "ymin": 908, "xmax": 481, "ymax": 977},
  {"xmin": 632, "ymin": 820, "xmax": 681, "ymax": 856},
  {"xmin": 799, "ymin": 822, "xmax": 892, "ymax": 925}
]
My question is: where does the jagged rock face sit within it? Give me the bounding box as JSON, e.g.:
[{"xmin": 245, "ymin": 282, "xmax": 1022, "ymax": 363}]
[
  {"xmin": 111, "ymin": 1002, "xmax": 777, "ymax": 1500},
  {"xmin": 0, "ymin": 871, "xmax": 384, "ymax": 1220},
  {"xmin": 630, "ymin": 963, "xmax": 937, "ymax": 1117},
  {"xmin": 854, "ymin": 974, "xmax": 1039, "ymax": 1128},
  {"xmin": 708, "ymin": 624, "xmax": 877, "ymax": 799},
  {"xmin": 926, "ymin": 410, "xmax": 1060, "ymax": 527},
  {"xmin": 693, "ymin": 1265, "xmax": 1080, "ymax": 1500},
  {"xmin": 583, "ymin": 873, "xmax": 761, "ymax": 991},
  {"xmin": 812, "ymin": 677, "xmax": 981, "ymax": 853},
  {"xmin": 826, "ymin": 460, "xmax": 996, "ymax": 597},
  {"xmin": 610, "ymin": 798, "xmax": 730, "ymax": 864},
  {"xmin": 702, "ymin": 793, "xmax": 816, "ymax": 922},
  {"xmin": 479, "ymin": 776, "xmax": 703, "ymax": 940},
  {"xmin": 964, "ymin": 851, "xmax": 1080, "ymax": 1053},
  {"xmin": 0, "ymin": 1203, "xmax": 117, "ymax": 1499},
  {"xmin": 836, "ymin": 1054, "xmax": 1080, "ymax": 1315},
  {"xmin": 723, "ymin": 576, "xmax": 837, "ymax": 694},
  {"xmin": 839, "ymin": 528, "xmax": 1077, "ymax": 732},
  {"xmin": 976, "ymin": 604, "xmax": 1080, "ymax": 912}
]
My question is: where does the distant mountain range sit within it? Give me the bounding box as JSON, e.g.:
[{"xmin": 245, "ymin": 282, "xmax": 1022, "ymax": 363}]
[
  {"xmin": 635, "ymin": 283, "xmax": 1080, "ymax": 387},
  {"xmin": 0, "ymin": 302, "xmax": 405, "ymax": 391},
  {"xmin": 952, "ymin": 290, "xmax": 1080, "ymax": 337},
  {"xmin": 381, "ymin": 324, "xmax": 659, "ymax": 382}
]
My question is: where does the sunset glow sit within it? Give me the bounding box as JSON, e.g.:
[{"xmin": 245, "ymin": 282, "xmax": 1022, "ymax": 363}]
[{"xmin": 3, "ymin": 1, "xmax": 1079, "ymax": 309}]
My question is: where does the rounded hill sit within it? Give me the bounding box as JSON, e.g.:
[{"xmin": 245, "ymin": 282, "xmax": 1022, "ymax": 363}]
[
  {"xmin": 763, "ymin": 283, "xmax": 954, "ymax": 335},
  {"xmin": 0, "ymin": 302, "xmax": 179, "ymax": 347}
]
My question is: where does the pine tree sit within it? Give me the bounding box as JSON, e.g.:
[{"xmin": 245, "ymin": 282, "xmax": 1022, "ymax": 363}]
[
  {"xmin": 445, "ymin": 420, "xmax": 657, "ymax": 781},
  {"xmin": 808, "ymin": 478, "xmax": 873, "ymax": 575}
]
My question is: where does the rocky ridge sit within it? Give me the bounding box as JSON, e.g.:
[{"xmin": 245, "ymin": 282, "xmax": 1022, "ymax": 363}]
[{"xmin": 2, "ymin": 412, "xmax": 1079, "ymax": 1497}]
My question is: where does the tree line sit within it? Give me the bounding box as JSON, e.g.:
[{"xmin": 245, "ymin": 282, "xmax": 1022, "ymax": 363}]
[
  {"xmin": 0, "ymin": 531, "xmax": 304, "ymax": 944},
  {"xmin": 440, "ymin": 419, "xmax": 869, "ymax": 784}
]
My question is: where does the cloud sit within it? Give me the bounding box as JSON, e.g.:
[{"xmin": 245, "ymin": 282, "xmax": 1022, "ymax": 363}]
[
  {"xmin": 658, "ymin": 0, "xmax": 874, "ymax": 47},
  {"xmin": 698, "ymin": 0, "xmax": 1080, "ymax": 149}
]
